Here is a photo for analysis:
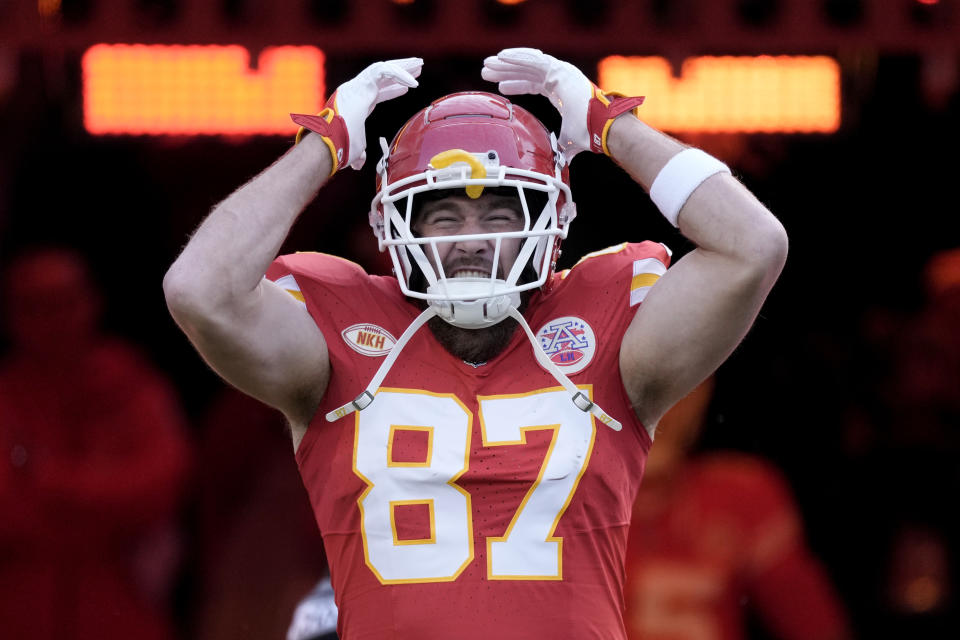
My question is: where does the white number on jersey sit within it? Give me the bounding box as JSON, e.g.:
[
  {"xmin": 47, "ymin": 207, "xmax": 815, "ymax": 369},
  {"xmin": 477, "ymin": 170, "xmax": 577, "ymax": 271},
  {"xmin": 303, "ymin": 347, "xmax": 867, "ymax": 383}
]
[{"xmin": 353, "ymin": 387, "xmax": 597, "ymax": 584}]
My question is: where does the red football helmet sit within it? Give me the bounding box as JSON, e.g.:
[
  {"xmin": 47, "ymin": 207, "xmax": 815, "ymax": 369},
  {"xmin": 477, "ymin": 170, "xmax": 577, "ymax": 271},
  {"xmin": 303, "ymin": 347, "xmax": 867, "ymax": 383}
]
[{"xmin": 369, "ymin": 91, "xmax": 576, "ymax": 329}]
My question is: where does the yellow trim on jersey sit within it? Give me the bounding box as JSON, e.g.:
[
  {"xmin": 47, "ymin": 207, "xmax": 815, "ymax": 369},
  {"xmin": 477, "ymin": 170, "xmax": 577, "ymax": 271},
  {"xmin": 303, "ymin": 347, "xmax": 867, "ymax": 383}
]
[
  {"xmin": 484, "ymin": 424, "xmax": 563, "ymax": 581},
  {"xmin": 630, "ymin": 272, "xmax": 661, "ymax": 290},
  {"xmin": 630, "ymin": 256, "xmax": 668, "ymax": 306},
  {"xmin": 387, "ymin": 425, "xmax": 434, "ymax": 468},
  {"xmin": 572, "ymin": 242, "xmax": 629, "ymax": 268},
  {"xmin": 390, "ymin": 499, "xmax": 437, "ymax": 545},
  {"xmin": 353, "ymin": 388, "xmax": 475, "ymax": 585},
  {"xmin": 270, "ymin": 274, "xmax": 307, "ymax": 308},
  {"xmin": 285, "ymin": 288, "xmax": 305, "ymax": 303},
  {"xmin": 477, "ymin": 385, "xmax": 599, "ymax": 581}
]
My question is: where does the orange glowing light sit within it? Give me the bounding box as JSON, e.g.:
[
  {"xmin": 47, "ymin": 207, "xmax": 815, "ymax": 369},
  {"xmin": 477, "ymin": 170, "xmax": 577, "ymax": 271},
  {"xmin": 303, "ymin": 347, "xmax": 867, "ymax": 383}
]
[
  {"xmin": 38, "ymin": 0, "xmax": 61, "ymax": 17},
  {"xmin": 598, "ymin": 55, "xmax": 841, "ymax": 133},
  {"xmin": 82, "ymin": 44, "xmax": 325, "ymax": 136}
]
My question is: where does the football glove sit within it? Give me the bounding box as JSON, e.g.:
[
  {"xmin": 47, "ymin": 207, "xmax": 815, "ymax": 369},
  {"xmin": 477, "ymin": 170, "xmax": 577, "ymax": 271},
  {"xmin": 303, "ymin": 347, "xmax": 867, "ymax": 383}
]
[
  {"xmin": 291, "ymin": 57, "xmax": 423, "ymax": 174},
  {"xmin": 481, "ymin": 48, "xmax": 644, "ymax": 162}
]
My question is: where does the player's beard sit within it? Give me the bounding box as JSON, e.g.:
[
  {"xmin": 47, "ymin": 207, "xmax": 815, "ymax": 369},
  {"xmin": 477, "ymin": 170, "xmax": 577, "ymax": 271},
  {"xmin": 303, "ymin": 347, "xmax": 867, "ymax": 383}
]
[
  {"xmin": 409, "ymin": 262, "xmax": 537, "ymax": 365},
  {"xmin": 426, "ymin": 314, "xmax": 519, "ymax": 365}
]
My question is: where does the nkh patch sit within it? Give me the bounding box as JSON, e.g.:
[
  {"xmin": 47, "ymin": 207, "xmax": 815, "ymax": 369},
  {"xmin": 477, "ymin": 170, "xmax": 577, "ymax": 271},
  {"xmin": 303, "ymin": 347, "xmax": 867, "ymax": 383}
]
[
  {"xmin": 342, "ymin": 323, "xmax": 397, "ymax": 357},
  {"xmin": 536, "ymin": 316, "xmax": 596, "ymax": 375}
]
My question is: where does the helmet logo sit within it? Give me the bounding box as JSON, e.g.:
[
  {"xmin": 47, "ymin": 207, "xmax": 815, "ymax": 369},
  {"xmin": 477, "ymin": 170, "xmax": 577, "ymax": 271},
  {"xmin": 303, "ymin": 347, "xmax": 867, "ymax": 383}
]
[
  {"xmin": 428, "ymin": 149, "xmax": 487, "ymax": 199},
  {"xmin": 536, "ymin": 316, "xmax": 596, "ymax": 375}
]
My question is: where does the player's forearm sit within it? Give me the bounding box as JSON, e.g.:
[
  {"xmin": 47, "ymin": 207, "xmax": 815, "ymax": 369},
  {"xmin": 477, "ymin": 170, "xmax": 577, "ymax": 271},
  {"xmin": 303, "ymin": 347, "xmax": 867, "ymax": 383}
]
[
  {"xmin": 164, "ymin": 135, "xmax": 332, "ymax": 317},
  {"xmin": 606, "ymin": 114, "xmax": 788, "ymax": 277},
  {"xmin": 605, "ymin": 114, "xmax": 686, "ymax": 191}
]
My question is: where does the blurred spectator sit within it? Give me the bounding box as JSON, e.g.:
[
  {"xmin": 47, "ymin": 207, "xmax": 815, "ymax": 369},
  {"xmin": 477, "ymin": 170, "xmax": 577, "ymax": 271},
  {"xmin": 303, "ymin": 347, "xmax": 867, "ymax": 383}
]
[
  {"xmin": 820, "ymin": 248, "xmax": 960, "ymax": 639},
  {"xmin": 872, "ymin": 247, "xmax": 960, "ymax": 635},
  {"xmin": 624, "ymin": 377, "xmax": 851, "ymax": 640},
  {"xmin": 895, "ymin": 247, "xmax": 960, "ymax": 437},
  {"xmin": 0, "ymin": 247, "xmax": 192, "ymax": 640},
  {"xmin": 191, "ymin": 387, "xmax": 327, "ymax": 640}
]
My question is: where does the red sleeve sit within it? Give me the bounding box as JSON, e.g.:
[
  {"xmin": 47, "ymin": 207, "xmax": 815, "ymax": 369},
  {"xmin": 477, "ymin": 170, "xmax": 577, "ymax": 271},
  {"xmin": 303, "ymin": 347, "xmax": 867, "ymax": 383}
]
[
  {"xmin": 266, "ymin": 251, "xmax": 401, "ymax": 331},
  {"xmin": 725, "ymin": 459, "xmax": 851, "ymax": 640},
  {"xmin": 749, "ymin": 547, "xmax": 852, "ymax": 640},
  {"xmin": 267, "ymin": 251, "xmax": 371, "ymax": 288},
  {"xmin": 561, "ymin": 241, "xmax": 671, "ymax": 310}
]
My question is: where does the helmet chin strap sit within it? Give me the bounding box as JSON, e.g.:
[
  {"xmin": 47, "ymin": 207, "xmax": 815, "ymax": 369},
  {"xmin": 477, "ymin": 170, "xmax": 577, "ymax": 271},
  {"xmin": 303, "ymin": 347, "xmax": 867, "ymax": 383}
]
[
  {"xmin": 504, "ymin": 307, "xmax": 622, "ymax": 431},
  {"xmin": 325, "ymin": 306, "xmax": 438, "ymax": 422},
  {"xmin": 325, "ymin": 305, "xmax": 623, "ymax": 432}
]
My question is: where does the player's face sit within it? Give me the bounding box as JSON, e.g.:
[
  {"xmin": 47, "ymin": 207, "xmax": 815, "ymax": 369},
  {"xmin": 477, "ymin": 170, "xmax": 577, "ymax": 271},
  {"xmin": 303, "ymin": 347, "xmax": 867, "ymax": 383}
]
[{"xmin": 413, "ymin": 191, "xmax": 525, "ymax": 281}]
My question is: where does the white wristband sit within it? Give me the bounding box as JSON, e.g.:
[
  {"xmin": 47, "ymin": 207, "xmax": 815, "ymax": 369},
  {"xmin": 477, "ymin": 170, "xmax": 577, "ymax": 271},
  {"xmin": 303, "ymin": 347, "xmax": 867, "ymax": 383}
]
[{"xmin": 649, "ymin": 148, "xmax": 731, "ymax": 227}]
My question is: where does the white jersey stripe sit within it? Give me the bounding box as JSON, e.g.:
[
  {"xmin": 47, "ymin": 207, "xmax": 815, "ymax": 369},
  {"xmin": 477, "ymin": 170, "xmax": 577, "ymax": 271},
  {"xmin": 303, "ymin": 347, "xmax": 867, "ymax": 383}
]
[
  {"xmin": 629, "ymin": 257, "xmax": 667, "ymax": 306},
  {"xmin": 632, "ymin": 257, "xmax": 667, "ymax": 278},
  {"xmin": 271, "ymin": 274, "xmax": 308, "ymax": 309}
]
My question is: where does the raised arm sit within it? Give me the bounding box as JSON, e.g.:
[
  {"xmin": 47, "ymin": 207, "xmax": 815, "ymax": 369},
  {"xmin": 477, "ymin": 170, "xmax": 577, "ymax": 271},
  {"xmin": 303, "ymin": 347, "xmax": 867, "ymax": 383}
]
[
  {"xmin": 163, "ymin": 58, "xmax": 422, "ymax": 442},
  {"xmin": 608, "ymin": 119, "xmax": 787, "ymax": 429},
  {"xmin": 483, "ymin": 48, "xmax": 787, "ymax": 431}
]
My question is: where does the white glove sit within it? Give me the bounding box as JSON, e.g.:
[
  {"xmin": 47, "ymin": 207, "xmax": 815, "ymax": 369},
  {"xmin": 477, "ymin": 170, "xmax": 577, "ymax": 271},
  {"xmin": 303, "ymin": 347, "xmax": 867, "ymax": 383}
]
[
  {"xmin": 335, "ymin": 57, "xmax": 423, "ymax": 169},
  {"xmin": 482, "ymin": 48, "xmax": 643, "ymax": 162},
  {"xmin": 482, "ymin": 48, "xmax": 592, "ymax": 161},
  {"xmin": 292, "ymin": 57, "xmax": 423, "ymax": 172}
]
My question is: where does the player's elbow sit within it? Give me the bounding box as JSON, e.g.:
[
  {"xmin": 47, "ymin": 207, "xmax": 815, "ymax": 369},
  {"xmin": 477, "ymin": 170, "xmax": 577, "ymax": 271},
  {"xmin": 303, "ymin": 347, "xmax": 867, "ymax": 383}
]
[
  {"xmin": 163, "ymin": 259, "xmax": 262, "ymax": 341},
  {"xmin": 763, "ymin": 214, "xmax": 789, "ymax": 274},
  {"xmin": 744, "ymin": 210, "xmax": 789, "ymax": 285},
  {"xmin": 162, "ymin": 261, "xmax": 210, "ymax": 326}
]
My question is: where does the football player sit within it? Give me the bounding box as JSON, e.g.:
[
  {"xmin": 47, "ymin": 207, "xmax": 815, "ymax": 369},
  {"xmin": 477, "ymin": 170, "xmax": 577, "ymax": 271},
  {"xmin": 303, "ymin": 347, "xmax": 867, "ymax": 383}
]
[
  {"xmin": 164, "ymin": 48, "xmax": 788, "ymax": 639},
  {"xmin": 624, "ymin": 377, "xmax": 851, "ymax": 640}
]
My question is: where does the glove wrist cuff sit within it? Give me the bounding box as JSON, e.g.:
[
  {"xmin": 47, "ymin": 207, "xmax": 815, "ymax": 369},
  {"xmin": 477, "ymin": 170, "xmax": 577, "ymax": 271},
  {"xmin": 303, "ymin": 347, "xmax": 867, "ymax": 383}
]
[
  {"xmin": 291, "ymin": 103, "xmax": 350, "ymax": 177},
  {"xmin": 586, "ymin": 88, "xmax": 645, "ymax": 156}
]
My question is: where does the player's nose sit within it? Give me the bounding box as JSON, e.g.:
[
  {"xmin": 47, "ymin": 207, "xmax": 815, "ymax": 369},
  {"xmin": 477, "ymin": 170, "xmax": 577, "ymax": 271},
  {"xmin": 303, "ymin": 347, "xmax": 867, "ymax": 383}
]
[{"xmin": 452, "ymin": 214, "xmax": 495, "ymax": 254}]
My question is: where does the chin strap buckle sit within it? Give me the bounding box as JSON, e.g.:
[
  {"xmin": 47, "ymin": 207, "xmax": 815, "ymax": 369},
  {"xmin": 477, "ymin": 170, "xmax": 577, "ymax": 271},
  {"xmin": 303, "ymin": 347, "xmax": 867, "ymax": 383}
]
[
  {"xmin": 325, "ymin": 390, "xmax": 374, "ymax": 422},
  {"xmin": 572, "ymin": 391, "xmax": 594, "ymax": 412},
  {"xmin": 353, "ymin": 390, "xmax": 375, "ymax": 411},
  {"xmin": 506, "ymin": 307, "xmax": 623, "ymax": 432},
  {"xmin": 572, "ymin": 390, "xmax": 622, "ymax": 431},
  {"xmin": 326, "ymin": 308, "xmax": 438, "ymax": 422},
  {"xmin": 324, "ymin": 304, "xmax": 624, "ymax": 432}
]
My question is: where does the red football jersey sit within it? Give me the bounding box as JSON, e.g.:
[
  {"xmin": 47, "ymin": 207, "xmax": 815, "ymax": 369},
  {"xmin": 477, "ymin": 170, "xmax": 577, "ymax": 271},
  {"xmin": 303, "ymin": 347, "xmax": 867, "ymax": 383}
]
[
  {"xmin": 266, "ymin": 241, "xmax": 670, "ymax": 640},
  {"xmin": 624, "ymin": 455, "xmax": 850, "ymax": 640}
]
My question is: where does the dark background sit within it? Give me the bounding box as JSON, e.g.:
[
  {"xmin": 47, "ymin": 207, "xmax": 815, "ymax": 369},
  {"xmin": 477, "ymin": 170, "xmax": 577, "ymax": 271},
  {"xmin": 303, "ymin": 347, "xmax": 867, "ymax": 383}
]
[{"xmin": 1, "ymin": 1, "xmax": 959, "ymax": 638}]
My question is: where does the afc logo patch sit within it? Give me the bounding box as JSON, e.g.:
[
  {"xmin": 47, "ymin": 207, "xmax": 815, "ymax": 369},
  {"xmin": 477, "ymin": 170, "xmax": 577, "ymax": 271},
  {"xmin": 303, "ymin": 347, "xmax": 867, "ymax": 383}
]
[{"xmin": 536, "ymin": 316, "xmax": 596, "ymax": 375}]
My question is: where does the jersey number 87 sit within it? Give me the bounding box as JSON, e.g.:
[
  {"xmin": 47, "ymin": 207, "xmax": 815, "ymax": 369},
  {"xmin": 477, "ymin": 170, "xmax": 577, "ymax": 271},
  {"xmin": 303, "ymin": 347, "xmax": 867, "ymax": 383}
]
[{"xmin": 353, "ymin": 387, "xmax": 597, "ymax": 584}]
